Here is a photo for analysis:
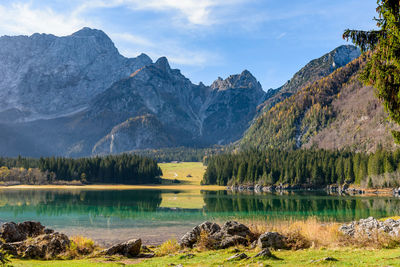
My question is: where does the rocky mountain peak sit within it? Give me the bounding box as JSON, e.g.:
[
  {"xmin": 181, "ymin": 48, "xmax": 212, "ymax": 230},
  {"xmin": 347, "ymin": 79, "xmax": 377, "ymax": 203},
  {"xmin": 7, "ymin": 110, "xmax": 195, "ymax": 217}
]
[
  {"xmin": 154, "ymin": 56, "xmax": 171, "ymax": 72},
  {"xmin": 71, "ymin": 27, "xmax": 107, "ymax": 37},
  {"xmin": 0, "ymin": 28, "xmax": 152, "ymax": 121},
  {"xmin": 332, "ymin": 45, "xmax": 361, "ymax": 68},
  {"xmin": 211, "ymin": 70, "xmax": 261, "ymax": 91}
]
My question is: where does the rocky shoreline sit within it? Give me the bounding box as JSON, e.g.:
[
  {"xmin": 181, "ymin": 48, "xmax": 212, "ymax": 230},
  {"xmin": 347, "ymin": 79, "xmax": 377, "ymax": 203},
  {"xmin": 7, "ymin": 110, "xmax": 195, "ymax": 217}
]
[
  {"xmin": 0, "ymin": 217, "xmax": 399, "ymax": 263},
  {"xmin": 226, "ymin": 183, "xmax": 400, "ymax": 197}
]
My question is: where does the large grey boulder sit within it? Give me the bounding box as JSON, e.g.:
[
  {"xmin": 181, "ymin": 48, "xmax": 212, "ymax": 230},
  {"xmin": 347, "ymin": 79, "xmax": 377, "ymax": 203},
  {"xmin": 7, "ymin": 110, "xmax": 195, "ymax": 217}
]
[
  {"xmin": 1, "ymin": 232, "xmax": 70, "ymax": 259},
  {"xmin": 0, "ymin": 221, "xmax": 46, "ymax": 243},
  {"xmin": 257, "ymin": 232, "xmax": 287, "ymax": 249},
  {"xmin": 180, "ymin": 221, "xmax": 255, "ymax": 249},
  {"xmin": 104, "ymin": 239, "xmax": 142, "ymax": 258},
  {"xmin": 180, "ymin": 222, "xmax": 221, "ymax": 248},
  {"xmin": 220, "ymin": 221, "xmax": 253, "ymax": 238},
  {"xmin": 339, "ymin": 217, "xmax": 400, "ymax": 237}
]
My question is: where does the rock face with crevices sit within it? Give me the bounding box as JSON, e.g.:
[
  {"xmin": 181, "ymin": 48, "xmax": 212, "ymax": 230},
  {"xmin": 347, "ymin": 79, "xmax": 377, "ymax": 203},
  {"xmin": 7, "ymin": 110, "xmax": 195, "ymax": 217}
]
[
  {"xmin": 339, "ymin": 217, "xmax": 400, "ymax": 237},
  {"xmin": 0, "ymin": 28, "xmax": 267, "ymax": 157},
  {"xmin": 0, "ymin": 221, "xmax": 46, "ymax": 243},
  {"xmin": 0, "ymin": 27, "xmax": 152, "ymax": 122},
  {"xmin": 103, "ymin": 239, "xmax": 142, "ymax": 258},
  {"xmin": 257, "ymin": 232, "xmax": 287, "ymax": 250},
  {"xmin": 180, "ymin": 221, "xmax": 255, "ymax": 249}
]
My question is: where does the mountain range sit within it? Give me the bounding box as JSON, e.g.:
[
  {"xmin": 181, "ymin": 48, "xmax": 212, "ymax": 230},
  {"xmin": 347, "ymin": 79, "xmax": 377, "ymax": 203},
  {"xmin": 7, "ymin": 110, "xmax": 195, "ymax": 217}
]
[{"xmin": 0, "ymin": 27, "xmax": 392, "ymax": 157}]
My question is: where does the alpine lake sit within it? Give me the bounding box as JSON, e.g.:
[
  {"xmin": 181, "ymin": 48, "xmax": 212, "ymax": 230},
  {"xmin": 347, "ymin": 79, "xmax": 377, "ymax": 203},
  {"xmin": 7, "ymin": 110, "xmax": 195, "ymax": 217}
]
[{"xmin": 1, "ymin": 163, "xmax": 399, "ymax": 246}]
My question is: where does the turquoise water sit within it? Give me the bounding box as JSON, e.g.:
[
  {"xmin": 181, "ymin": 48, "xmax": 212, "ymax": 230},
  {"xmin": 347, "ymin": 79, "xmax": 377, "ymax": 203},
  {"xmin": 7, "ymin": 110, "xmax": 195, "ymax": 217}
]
[{"xmin": 0, "ymin": 189, "xmax": 399, "ymax": 245}]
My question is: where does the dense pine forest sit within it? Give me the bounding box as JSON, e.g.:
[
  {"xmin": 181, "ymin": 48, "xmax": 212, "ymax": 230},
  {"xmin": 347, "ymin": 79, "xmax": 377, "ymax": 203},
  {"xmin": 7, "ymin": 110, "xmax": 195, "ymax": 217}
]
[
  {"xmin": 131, "ymin": 146, "xmax": 225, "ymax": 163},
  {"xmin": 0, "ymin": 154, "xmax": 162, "ymax": 185},
  {"xmin": 202, "ymin": 149, "xmax": 400, "ymax": 188}
]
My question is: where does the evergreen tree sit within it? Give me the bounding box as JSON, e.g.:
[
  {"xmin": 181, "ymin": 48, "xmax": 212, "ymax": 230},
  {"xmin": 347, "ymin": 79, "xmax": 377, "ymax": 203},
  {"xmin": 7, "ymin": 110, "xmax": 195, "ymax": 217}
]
[{"xmin": 344, "ymin": 0, "xmax": 400, "ymax": 143}]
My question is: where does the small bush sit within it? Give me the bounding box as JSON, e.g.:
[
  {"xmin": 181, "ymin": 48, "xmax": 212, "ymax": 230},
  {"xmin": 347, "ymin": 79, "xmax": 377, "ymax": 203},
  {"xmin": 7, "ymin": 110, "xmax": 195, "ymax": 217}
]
[
  {"xmin": 154, "ymin": 239, "xmax": 180, "ymax": 256},
  {"xmin": 284, "ymin": 230, "xmax": 311, "ymax": 250},
  {"xmin": 68, "ymin": 236, "xmax": 97, "ymax": 258}
]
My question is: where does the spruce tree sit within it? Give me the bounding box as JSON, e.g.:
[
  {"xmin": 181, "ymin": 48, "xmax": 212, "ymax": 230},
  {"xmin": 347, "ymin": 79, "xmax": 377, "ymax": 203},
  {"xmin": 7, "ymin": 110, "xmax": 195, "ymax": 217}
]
[{"xmin": 344, "ymin": 0, "xmax": 400, "ymax": 143}]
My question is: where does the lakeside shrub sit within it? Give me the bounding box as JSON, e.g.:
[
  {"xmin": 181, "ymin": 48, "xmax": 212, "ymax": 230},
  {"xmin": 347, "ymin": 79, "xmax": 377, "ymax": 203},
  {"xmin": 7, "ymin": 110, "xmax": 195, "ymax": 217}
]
[
  {"xmin": 154, "ymin": 239, "xmax": 180, "ymax": 256},
  {"xmin": 69, "ymin": 236, "xmax": 98, "ymax": 257}
]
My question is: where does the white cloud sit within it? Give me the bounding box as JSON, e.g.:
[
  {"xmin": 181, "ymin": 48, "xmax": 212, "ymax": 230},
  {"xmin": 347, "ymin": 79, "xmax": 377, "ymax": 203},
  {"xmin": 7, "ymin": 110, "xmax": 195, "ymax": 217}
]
[
  {"xmin": 0, "ymin": 3, "xmax": 89, "ymax": 36},
  {"xmin": 0, "ymin": 1, "xmax": 225, "ymax": 67},
  {"xmin": 74, "ymin": 0, "xmax": 249, "ymax": 26},
  {"xmin": 113, "ymin": 32, "xmax": 221, "ymax": 67}
]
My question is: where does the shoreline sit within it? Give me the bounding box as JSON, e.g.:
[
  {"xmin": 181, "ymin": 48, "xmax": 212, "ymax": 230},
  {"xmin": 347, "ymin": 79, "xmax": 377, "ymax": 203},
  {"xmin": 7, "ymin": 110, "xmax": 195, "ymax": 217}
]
[
  {"xmin": 0, "ymin": 184, "xmax": 225, "ymax": 191},
  {"xmin": 226, "ymin": 184, "xmax": 400, "ymax": 197}
]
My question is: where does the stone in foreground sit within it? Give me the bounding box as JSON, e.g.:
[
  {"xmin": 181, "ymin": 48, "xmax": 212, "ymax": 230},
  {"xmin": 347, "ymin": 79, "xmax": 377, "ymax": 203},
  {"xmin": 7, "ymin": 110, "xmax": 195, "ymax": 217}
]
[
  {"xmin": 104, "ymin": 239, "xmax": 142, "ymax": 257},
  {"xmin": 0, "ymin": 221, "xmax": 46, "ymax": 243},
  {"xmin": 253, "ymin": 248, "xmax": 273, "ymax": 258},
  {"xmin": 227, "ymin": 253, "xmax": 248, "ymax": 261},
  {"xmin": 257, "ymin": 232, "xmax": 287, "ymax": 249},
  {"xmin": 180, "ymin": 221, "xmax": 221, "ymax": 248}
]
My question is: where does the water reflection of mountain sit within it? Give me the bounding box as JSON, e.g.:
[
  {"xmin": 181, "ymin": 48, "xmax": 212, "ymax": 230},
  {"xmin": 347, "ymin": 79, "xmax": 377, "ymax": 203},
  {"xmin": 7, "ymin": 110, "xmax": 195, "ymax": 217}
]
[
  {"xmin": 0, "ymin": 190, "xmax": 163, "ymax": 219},
  {"xmin": 201, "ymin": 191, "xmax": 400, "ymax": 221}
]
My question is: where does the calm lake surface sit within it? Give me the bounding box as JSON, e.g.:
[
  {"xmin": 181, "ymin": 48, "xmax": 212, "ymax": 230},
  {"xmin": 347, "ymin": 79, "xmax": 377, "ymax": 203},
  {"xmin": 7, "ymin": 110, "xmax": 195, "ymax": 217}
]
[{"xmin": 0, "ymin": 189, "xmax": 399, "ymax": 245}]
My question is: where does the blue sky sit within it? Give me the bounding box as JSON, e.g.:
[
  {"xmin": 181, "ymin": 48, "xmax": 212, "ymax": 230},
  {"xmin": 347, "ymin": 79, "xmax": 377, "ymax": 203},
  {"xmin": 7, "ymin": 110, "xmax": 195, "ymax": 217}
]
[{"xmin": 0, "ymin": 0, "xmax": 377, "ymax": 90}]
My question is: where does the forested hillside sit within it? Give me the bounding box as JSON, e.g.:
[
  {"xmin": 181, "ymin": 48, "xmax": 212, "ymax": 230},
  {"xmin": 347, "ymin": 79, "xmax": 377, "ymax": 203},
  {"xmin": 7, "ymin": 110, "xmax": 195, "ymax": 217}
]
[
  {"xmin": 240, "ymin": 53, "xmax": 399, "ymax": 152},
  {"xmin": 0, "ymin": 154, "xmax": 162, "ymax": 184},
  {"xmin": 202, "ymin": 149, "xmax": 400, "ymax": 188}
]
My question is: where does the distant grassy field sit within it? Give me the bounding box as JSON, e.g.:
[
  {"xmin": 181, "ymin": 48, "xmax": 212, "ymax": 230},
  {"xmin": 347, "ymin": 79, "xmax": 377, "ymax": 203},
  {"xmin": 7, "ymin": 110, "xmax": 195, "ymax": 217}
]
[
  {"xmin": 3, "ymin": 162, "xmax": 223, "ymax": 191},
  {"xmin": 11, "ymin": 247, "xmax": 400, "ymax": 266},
  {"xmin": 159, "ymin": 162, "xmax": 205, "ymax": 185}
]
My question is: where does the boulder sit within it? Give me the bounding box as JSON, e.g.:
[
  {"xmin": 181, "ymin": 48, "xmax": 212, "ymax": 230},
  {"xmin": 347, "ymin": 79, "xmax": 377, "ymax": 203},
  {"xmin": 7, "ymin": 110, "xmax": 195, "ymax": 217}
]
[
  {"xmin": 0, "ymin": 222, "xmax": 25, "ymax": 243},
  {"xmin": 0, "ymin": 221, "xmax": 46, "ymax": 243},
  {"xmin": 104, "ymin": 239, "xmax": 142, "ymax": 257},
  {"xmin": 257, "ymin": 232, "xmax": 287, "ymax": 249},
  {"xmin": 227, "ymin": 253, "xmax": 248, "ymax": 261},
  {"xmin": 339, "ymin": 217, "xmax": 400, "ymax": 237},
  {"xmin": 219, "ymin": 235, "xmax": 248, "ymax": 249},
  {"xmin": 23, "ymin": 245, "xmax": 45, "ymax": 259},
  {"xmin": 39, "ymin": 233, "xmax": 71, "ymax": 257},
  {"xmin": 1, "ymin": 232, "xmax": 70, "ymax": 259},
  {"xmin": 0, "ymin": 243, "xmax": 18, "ymax": 256},
  {"xmin": 220, "ymin": 221, "xmax": 252, "ymax": 238},
  {"xmin": 17, "ymin": 221, "xmax": 46, "ymax": 238},
  {"xmin": 180, "ymin": 222, "xmax": 221, "ymax": 248},
  {"xmin": 253, "ymin": 248, "xmax": 273, "ymax": 258}
]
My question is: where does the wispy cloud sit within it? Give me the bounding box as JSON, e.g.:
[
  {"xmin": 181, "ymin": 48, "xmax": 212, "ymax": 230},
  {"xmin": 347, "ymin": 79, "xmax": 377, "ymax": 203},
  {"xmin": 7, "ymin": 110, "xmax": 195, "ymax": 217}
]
[
  {"xmin": 0, "ymin": 3, "xmax": 89, "ymax": 36},
  {"xmin": 113, "ymin": 32, "xmax": 221, "ymax": 66},
  {"xmin": 0, "ymin": 1, "xmax": 222, "ymax": 67},
  {"xmin": 74, "ymin": 0, "xmax": 251, "ymax": 27}
]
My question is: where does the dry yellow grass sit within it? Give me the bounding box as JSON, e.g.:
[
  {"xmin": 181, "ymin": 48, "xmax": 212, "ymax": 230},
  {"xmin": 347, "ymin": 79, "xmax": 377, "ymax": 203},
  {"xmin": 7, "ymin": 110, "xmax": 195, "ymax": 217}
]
[
  {"xmin": 154, "ymin": 239, "xmax": 180, "ymax": 256},
  {"xmin": 244, "ymin": 217, "xmax": 342, "ymax": 248}
]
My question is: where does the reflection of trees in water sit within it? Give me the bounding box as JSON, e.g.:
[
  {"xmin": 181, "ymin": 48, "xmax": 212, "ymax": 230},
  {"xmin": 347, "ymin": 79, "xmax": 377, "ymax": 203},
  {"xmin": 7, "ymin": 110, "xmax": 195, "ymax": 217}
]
[
  {"xmin": 0, "ymin": 190, "xmax": 162, "ymax": 219},
  {"xmin": 201, "ymin": 191, "xmax": 400, "ymax": 221}
]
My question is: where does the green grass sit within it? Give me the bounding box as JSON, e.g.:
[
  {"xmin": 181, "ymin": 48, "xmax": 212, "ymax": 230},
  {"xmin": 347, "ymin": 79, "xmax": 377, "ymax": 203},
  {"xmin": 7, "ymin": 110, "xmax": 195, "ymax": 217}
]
[
  {"xmin": 11, "ymin": 259, "xmax": 125, "ymax": 267},
  {"xmin": 11, "ymin": 248, "xmax": 400, "ymax": 266}
]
